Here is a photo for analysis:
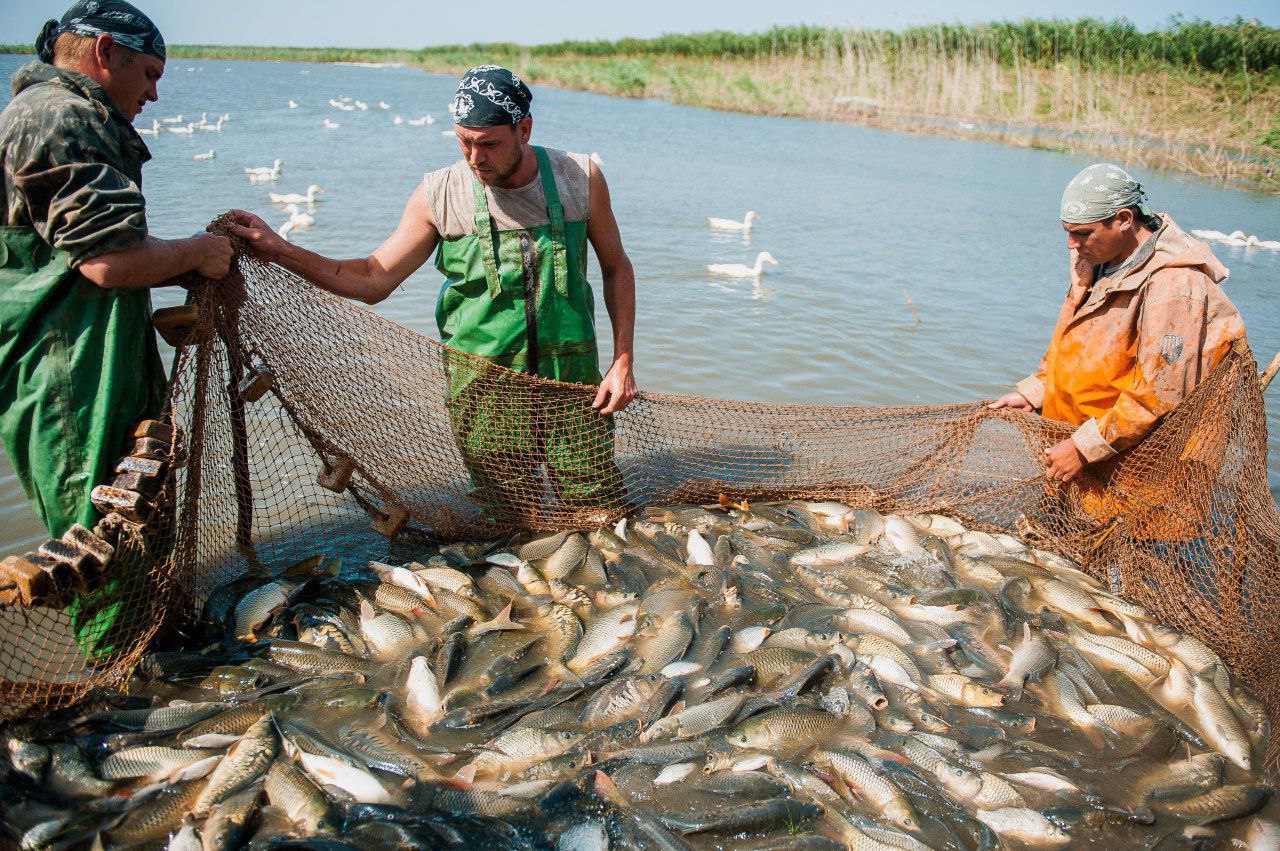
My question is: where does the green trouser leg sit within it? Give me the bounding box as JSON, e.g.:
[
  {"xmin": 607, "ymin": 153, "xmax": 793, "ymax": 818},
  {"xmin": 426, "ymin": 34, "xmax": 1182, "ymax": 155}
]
[
  {"xmin": 443, "ymin": 352, "xmax": 624, "ymax": 521},
  {"xmin": 0, "ymin": 229, "xmax": 165, "ymax": 661}
]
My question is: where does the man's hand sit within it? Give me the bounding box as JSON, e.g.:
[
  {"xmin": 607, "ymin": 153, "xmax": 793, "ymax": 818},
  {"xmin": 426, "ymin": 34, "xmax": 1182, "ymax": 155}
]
[
  {"xmin": 190, "ymin": 233, "xmax": 233, "ymax": 279},
  {"xmin": 1044, "ymin": 438, "xmax": 1087, "ymax": 484},
  {"xmin": 989, "ymin": 391, "xmax": 1034, "ymax": 411},
  {"xmin": 221, "ymin": 210, "xmax": 290, "ymax": 261},
  {"xmin": 593, "ymin": 357, "xmax": 637, "ymax": 415}
]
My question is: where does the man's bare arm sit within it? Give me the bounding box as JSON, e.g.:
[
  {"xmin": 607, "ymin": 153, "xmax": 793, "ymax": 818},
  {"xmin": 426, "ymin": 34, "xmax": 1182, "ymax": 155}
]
[
  {"xmin": 79, "ymin": 233, "xmax": 233, "ymax": 288},
  {"xmin": 585, "ymin": 161, "xmax": 637, "ymax": 414},
  {"xmin": 223, "ymin": 182, "xmax": 440, "ymax": 304}
]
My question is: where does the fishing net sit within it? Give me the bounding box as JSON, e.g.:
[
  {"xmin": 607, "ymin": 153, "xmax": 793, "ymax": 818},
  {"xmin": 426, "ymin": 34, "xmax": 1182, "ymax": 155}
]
[{"xmin": 1, "ymin": 234, "xmax": 1278, "ymax": 774}]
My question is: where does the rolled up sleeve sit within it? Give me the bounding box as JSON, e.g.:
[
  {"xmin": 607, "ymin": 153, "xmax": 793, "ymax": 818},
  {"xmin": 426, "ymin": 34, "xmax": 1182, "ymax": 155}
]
[{"xmin": 9, "ymin": 102, "xmax": 147, "ymax": 266}]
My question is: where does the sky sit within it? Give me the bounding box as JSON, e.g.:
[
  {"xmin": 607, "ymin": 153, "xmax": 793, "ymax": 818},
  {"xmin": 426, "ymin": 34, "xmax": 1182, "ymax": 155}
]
[{"xmin": 0, "ymin": 0, "xmax": 1276, "ymax": 49}]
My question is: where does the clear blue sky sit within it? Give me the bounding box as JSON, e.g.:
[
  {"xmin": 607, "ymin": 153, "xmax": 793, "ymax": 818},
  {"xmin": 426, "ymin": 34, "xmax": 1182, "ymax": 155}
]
[{"xmin": 0, "ymin": 0, "xmax": 1275, "ymax": 48}]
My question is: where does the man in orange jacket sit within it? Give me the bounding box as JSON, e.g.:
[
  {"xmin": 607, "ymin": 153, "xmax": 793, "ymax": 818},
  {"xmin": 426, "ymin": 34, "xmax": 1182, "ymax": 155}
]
[{"xmin": 990, "ymin": 163, "xmax": 1245, "ymax": 488}]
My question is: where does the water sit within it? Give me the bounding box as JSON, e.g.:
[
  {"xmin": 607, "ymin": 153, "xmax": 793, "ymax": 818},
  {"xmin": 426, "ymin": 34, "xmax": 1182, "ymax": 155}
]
[{"xmin": 3, "ymin": 54, "xmax": 1280, "ymax": 556}]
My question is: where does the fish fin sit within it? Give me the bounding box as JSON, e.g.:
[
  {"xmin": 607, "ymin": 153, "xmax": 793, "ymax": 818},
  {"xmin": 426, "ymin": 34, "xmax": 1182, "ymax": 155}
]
[
  {"xmin": 594, "ymin": 770, "xmax": 628, "ymax": 807},
  {"xmin": 360, "ymin": 599, "xmax": 376, "ymax": 622},
  {"xmin": 472, "ymin": 603, "xmax": 524, "ymax": 635},
  {"xmin": 451, "ymin": 763, "xmax": 478, "ymax": 787},
  {"xmin": 666, "ymin": 699, "xmax": 687, "ymax": 718}
]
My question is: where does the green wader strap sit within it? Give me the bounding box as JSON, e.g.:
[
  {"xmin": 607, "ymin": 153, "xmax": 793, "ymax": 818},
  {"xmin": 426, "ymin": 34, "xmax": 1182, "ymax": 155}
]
[
  {"xmin": 534, "ymin": 145, "xmax": 570, "ymax": 299},
  {"xmin": 469, "ymin": 146, "xmax": 571, "ymax": 300}
]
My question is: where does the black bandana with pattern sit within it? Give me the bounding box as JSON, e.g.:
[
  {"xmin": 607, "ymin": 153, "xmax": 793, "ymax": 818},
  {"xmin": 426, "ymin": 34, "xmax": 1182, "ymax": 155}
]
[
  {"xmin": 449, "ymin": 65, "xmax": 532, "ymax": 127},
  {"xmin": 37, "ymin": 0, "xmax": 166, "ymax": 65}
]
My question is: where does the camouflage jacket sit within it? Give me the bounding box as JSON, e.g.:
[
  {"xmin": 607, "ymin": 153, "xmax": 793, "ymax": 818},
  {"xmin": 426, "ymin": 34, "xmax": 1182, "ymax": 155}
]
[{"xmin": 0, "ymin": 61, "xmax": 149, "ymax": 265}]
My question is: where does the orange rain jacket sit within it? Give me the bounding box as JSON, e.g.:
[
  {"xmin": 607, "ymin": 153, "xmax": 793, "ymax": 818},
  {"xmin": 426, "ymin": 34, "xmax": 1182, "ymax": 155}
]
[{"xmin": 1016, "ymin": 214, "xmax": 1245, "ymax": 465}]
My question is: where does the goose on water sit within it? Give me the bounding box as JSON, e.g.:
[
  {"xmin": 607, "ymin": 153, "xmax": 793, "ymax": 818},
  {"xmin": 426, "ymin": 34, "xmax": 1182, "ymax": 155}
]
[
  {"xmin": 708, "ymin": 251, "xmax": 778, "ymax": 279},
  {"xmin": 322, "ymin": 119, "xmax": 341, "ymax": 129},
  {"xmin": 167, "ymin": 122, "xmax": 196, "ymax": 134},
  {"xmin": 284, "ymin": 203, "xmax": 315, "ymax": 229},
  {"xmin": 244, "ymin": 159, "xmax": 284, "ymax": 176},
  {"xmin": 354, "ymin": 100, "xmax": 369, "ymax": 111},
  {"xmin": 408, "ymin": 116, "xmax": 431, "ymax": 126},
  {"xmin": 137, "ymin": 119, "xmax": 161, "ymax": 136},
  {"xmin": 160, "ymin": 114, "xmax": 183, "ymax": 124},
  {"xmin": 709, "ymin": 211, "xmax": 758, "ymax": 232},
  {"xmin": 378, "ymin": 101, "xmax": 391, "ymax": 109},
  {"xmin": 393, "ymin": 115, "xmax": 404, "ymax": 125},
  {"xmin": 270, "ymin": 185, "xmax": 325, "ymax": 204},
  {"xmin": 193, "ymin": 149, "xmax": 215, "ymax": 160},
  {"xmin": 288, "ymin": 100, "xmax": 298, "ymax": 109}
]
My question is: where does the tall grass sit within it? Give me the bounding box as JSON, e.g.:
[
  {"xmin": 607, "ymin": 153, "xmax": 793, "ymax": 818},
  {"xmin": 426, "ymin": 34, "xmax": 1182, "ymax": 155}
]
[{"xmin": 408, "ymin": 19, "xmax": 1280, "ymax": 188}]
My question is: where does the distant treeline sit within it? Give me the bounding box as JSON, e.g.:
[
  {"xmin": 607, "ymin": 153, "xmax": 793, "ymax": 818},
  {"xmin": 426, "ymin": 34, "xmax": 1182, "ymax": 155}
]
[{"xmin": 2, "ymin": 16, "xmax": 1276, "ymax": 76}]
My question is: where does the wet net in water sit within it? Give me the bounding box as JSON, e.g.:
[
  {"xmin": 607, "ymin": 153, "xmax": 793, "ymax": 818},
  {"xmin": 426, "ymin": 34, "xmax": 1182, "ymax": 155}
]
[{"xmin": 1, "ymin": 240, "xmax": 1278, "ymax": 773}]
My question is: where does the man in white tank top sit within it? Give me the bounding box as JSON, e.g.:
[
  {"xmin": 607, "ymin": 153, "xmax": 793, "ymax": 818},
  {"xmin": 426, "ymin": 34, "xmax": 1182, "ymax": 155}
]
[{"xmin": 225, "ymin": 65, "xmax": 637, "ymax": 521}]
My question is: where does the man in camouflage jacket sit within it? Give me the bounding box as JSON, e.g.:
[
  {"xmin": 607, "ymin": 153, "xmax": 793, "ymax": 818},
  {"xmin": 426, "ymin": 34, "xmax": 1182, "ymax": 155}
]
[{"xmin": 0, "ymin": 0, "xmax": 231, "ymax": 656}]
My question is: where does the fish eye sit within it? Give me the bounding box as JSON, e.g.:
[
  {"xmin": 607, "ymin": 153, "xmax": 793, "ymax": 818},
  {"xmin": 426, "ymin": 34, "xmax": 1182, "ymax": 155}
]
[{"xmin": 954, "ymin": 769, "xmax": 964, "ymax": 776}]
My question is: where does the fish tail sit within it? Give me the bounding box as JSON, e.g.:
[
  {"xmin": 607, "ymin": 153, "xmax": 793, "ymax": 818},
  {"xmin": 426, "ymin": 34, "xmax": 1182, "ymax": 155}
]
[{"xmin": 472, "ymin": 603, "xmax": 524, "ymax": 635}]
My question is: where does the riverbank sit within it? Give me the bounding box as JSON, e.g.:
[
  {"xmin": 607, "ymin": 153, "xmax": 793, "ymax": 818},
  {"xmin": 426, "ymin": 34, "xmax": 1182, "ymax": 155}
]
[{"xmin": 5, "ymin": 18, "xmax": 1279, "ymax": 189}]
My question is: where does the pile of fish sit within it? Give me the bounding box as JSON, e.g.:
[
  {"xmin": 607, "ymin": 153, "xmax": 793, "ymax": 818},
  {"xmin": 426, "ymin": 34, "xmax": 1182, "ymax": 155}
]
[{"xmin": 3, "ymin": 500, "xmax": 1277, "ymax": 850}]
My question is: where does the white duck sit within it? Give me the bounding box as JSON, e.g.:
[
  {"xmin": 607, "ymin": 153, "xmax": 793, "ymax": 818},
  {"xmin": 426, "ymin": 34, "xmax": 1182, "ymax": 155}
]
[
  {"xmin": 193, "ymin": 149, "xmax": 215, "ymax": 161},
  {"xmin": 288, "ymin": 100, "xmax": 299, "ymax": 109},
  {"xmin": 160, "ymin": 114, "xmax": 183, "ymax": 124},
  {"xmin": 199, "ymin": 117, "xmax": 225, "ymax": 132},
  {"xmin": 1222, "ymin": 230, "xmax": 1249, "ymax": 247},
  {"xmin": 709, "ymin": 211, "xmax": 759, "ymax": 232},
  {"xmin": 1247, "ymin": 235, "xmax": 1280, "ymax": 250},
  {"xmin": 322, "ymin": 119, "xmax": 341, "ymax": 129},
  {"xmin": 248, "ymin": 170, "xmax": 280, "ymax": 184},
  {"xmin": 219, "ymin": 113, "xmax": 230, "ymax": 122},
  {"xmin": 354, "ymin": 100, "xmax": 369, "ymax": 111},
  {"xmin": 708, "ymin": 251, "xmax": 778, "ymax": 279},
  {"xmin": 167, "ymin": 122, "xmax": 196, "ymax": 135},
  {"xmin": 393, "ymin": 115, "xmax": 404, "ymax": 125},
  {"xmin": 441, "ymin": 129, "xmax": 456, "ymax": 137},
  {"xmin": 284, "ymin": 203, "xmax": 315, "ymax": 229},
  {"xmin": 408, "ymin": 116, "xmax": 430, "ymax": 126},
  {"xmin": 244, "ymin": 159, "xmax": 284, "ymax": 176},
  {"xmin": 137, "ymin": 119, "xmax": 161, "ymax": 136},
  {"xmin": 270, "ymin": 185, "xmax": 325, "ymax": 204},
  {"xmin": 424, "ymin": 114, "xmax": 437, "ymax": 124},
  {"xmin": 378, "ymin": 101, "xmax": 391, "ymax": 109}
]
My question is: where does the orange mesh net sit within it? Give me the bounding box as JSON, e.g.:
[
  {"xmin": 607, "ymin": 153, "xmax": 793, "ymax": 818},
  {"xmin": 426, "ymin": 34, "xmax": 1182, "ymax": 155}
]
[{"xmin": 2, "ymin": 240, "xmax": 1278, "ymax": 772}]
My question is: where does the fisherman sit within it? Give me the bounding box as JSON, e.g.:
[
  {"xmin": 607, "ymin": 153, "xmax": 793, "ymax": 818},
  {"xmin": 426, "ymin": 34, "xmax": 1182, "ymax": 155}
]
[
  {"xmin": 0, "ymin": 1, "xmax": 232, "ymax": 655},
  {"xmin": 226, "ymin": 65, "xmax": 637, "ymax": 523},
  {"xmin": 990, "ymin": 163, "xmax": 1244, "ymax": 529}
]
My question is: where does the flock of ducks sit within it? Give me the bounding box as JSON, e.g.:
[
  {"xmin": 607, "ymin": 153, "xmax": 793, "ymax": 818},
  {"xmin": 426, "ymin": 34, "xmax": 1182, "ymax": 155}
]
[
  {"xmin": 706, "ymin": 211, "xmax": 779, "ymax": 280},
  {"xmin": 1191, "ymin": 229, "xmax": 1280, "ymax": 251},
  {"xmin": 138, "ymin": 112, "xmax": 229, "ymax": 141}
]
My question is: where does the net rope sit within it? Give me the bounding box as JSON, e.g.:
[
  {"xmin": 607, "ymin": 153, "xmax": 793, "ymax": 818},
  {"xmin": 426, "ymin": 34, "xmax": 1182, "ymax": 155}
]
[{"xmin": 2, "ymin": 238, "xmax": 1278, "ymax": 773}]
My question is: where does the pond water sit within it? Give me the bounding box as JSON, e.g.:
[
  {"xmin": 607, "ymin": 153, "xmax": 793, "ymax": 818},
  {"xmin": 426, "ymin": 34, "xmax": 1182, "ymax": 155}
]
[{"xmin": 2, "ymin": 54, "xmax": 1279, "ymax": 555}]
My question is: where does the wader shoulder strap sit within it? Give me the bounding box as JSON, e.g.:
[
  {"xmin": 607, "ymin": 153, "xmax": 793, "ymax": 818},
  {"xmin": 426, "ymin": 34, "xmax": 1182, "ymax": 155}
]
[
  {"xmin": 470, "ymin": 177, "xmax": 502, "ymax": 300},
  {"xmin": 534, "ymin": 146, "xmax": 570, "ymax": 298}
]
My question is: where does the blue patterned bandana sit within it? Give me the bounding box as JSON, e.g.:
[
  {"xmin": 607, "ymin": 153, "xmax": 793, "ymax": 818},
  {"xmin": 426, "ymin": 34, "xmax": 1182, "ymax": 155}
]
[
  {"xmin": 37, "ymin": 0, "xmax": 166, "ymax": 65},
  {"xmin": 1060, "ymin": 163, "xmax": 1155, "ymax": 224},
  {"xmin": 449, "ymin": 65, "xmax": 532, "ymax": 127}
]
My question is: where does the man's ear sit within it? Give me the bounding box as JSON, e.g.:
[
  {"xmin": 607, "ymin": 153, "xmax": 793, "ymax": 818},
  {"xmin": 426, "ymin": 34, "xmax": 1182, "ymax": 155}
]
[
  {"xmin": 92, "ymin": 33, "xmax": 116, "ymax": 71},
  {"xmin": 518, "ymin": 117, "xmax": 533, "ymax": 144}
]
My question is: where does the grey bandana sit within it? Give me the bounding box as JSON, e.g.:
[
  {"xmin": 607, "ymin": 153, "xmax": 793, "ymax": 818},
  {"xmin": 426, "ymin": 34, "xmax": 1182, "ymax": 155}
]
[
  {"xmin": 449, "ymin": 65, "xmax": 532, "ymax": 127},
  {"xmin": 37, "ymin": 0, "xmax": 166, "ymax": 65},
  {"xmin": 1060, "ymin": 163, "xmax": 1155, "ymax": 224}
]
